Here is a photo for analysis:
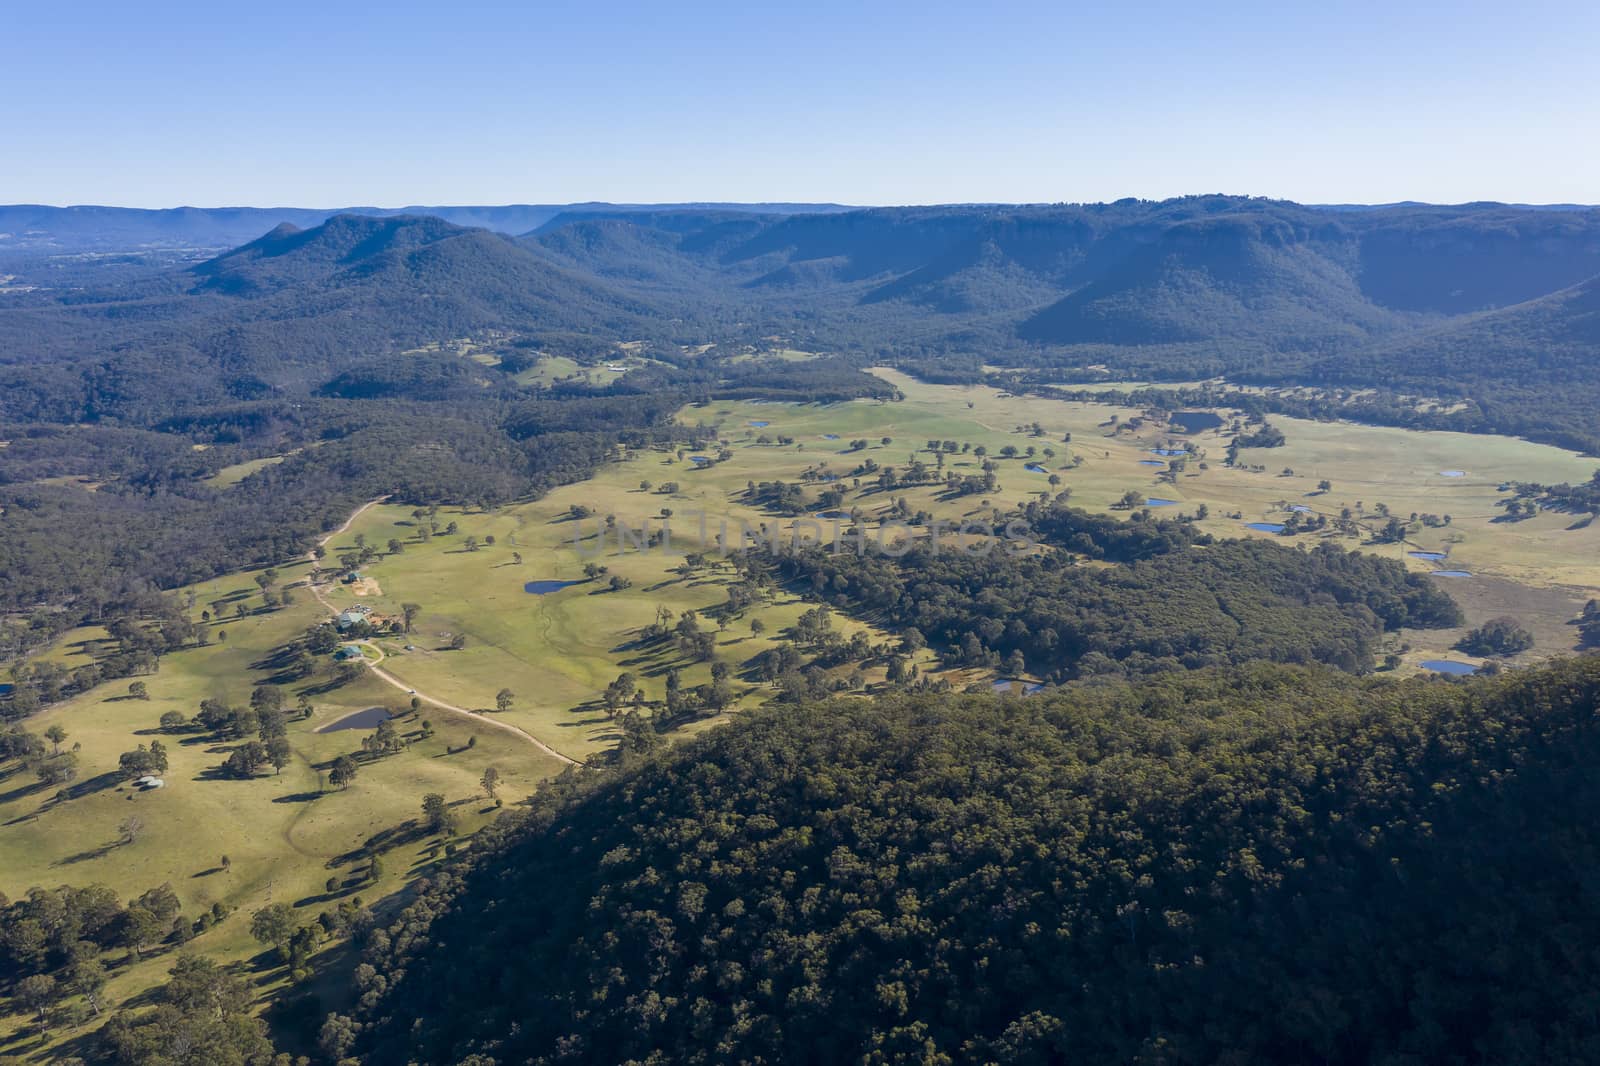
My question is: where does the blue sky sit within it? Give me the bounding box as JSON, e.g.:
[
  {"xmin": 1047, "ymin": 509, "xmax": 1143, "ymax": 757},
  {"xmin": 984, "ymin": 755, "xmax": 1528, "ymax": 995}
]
[{"xmin": 4, "ymin": 0, "xmax": 1596, "ymax": 207}]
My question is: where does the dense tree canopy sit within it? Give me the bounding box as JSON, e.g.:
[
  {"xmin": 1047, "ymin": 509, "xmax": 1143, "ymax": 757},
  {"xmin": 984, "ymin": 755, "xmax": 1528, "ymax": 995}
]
[{"xmin": 346, "ymin": 656, "xmax": 1600, "ymax": 1064}]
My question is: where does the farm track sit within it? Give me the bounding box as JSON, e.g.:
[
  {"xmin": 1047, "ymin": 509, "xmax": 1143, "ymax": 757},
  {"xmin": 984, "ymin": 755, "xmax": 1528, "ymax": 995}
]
[{"xmin": 305, "ymin": 500, "xmax": 578, "ymax": 767}]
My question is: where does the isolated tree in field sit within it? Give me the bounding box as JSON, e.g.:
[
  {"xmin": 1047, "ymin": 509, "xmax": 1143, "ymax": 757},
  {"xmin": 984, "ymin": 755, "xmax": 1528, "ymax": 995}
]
[
  {"xmin": 17, "ymin": 973, "xmax": 55, "ymax": 1024},
  {"xmin": 422, "ymin": 793, "xmax": 456, "ymax": 835},
  {"xmin": 401, "ymin": 603, "xmax": 421, "ymax": 633},
  {"xmin": 387, "ymin": 538, "xmax": 404, "ymax": 556},
  {"xmin": 496, "ymin": 688, "xmax": 514, "ymax": 712},
  {"xmin": 44, "ymin": 724, "xmax": 67, "ymax": 753},
  {"xmin": 250, "ymin": 903, "xmax": 296, "ymax": 962},
  {"xmin": 159, "ymin": 710, "xmax": 188, "ymax": 732},
  {"xmin": 329, "ymin": 755, "xmax": 358, "ymax": 790},
  {"xmin": 480, "ymin": 767, "xmax": 500, "ymax": 801},
  {"xmin": 129, "ymin": 681, "xmax": 149, "ymax": 700},
  {"xmin": 465, "ymin": 535, "xmax": 479, "ymax": 552},
  {"xmin": 267, "ymin": 736, "xmax": 292, "ymax": 775},
  {"xmin": 750, "ymin": 618, "xmax": 766, "ymax": 637}
]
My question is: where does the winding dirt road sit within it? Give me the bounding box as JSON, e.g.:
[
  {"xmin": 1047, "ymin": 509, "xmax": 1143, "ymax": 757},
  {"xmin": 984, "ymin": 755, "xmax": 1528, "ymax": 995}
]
[{"xmin": 306, "ymin": 499, "xmax": 578, "ymax": 767}]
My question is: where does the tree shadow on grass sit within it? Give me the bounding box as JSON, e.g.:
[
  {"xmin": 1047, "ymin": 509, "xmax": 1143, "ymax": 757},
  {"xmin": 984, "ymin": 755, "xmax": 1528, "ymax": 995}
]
[
  {"xmin": 55, "ymin": 838, "xmax": 126, "ymax": 866},
  {"xmin": 328, "ymin": 820, "xmax": 430, "ymax": 870},
  {"xmin": 271, "ymin": 790, "xmax": 324, "ymax": 805},
  {"xmin": 0, "ymin": 778, "xmax": 50, "ymax": 808}
]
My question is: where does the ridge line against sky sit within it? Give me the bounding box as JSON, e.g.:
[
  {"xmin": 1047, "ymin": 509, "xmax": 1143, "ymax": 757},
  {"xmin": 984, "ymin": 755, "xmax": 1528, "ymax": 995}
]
[
  {"xmin": 4, "ymin": 0, "xmax": 1597, "ymax": 206},
  {"xmin": 7, "ymin": 198, "xmax": 1600, "ymax": 212}
]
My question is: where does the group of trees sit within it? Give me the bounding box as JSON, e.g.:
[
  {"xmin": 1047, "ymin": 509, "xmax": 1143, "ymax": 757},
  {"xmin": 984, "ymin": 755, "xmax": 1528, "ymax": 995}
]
[
  {"xmin": 761, "ymin": 503, "xmax": 1461, "ymax": 680},
  {"xmin": 2, "ymin": 881, "xmax": 191, "ymax": 1031},
  {"xmin": 338, "ymin": 655, "xmax": 1600, "ymax": 1064},
  {"xmin": 1457, "ymin": 616, "xmax": 1536, "ymax": 657},
  {"xmin": 1, "ymin": 594, "xmax": 200, "ymax": 724}
]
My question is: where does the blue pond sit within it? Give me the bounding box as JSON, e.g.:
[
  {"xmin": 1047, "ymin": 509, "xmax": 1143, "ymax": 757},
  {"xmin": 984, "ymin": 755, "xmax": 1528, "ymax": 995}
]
[
  {"xmin": 813, "ymin": 510, "xmax": 849, "ymax": 520},
  {"xmin": 317, "ymin": 707, "xmax": 394, "ymax": 733},
  {"xmin": 1421, "ymin": 660, "xmax": 1478, "ymax": 676},
  {"xmin": 749, "ymin": 420, "xmax": 770, "ymax": 427},
  {"xmin": 0, "ymin": 683, "xmax": 12, "ymax": 697},
  {"xmin": 991, "ymin": 679, "xmax": 1044, "ymax": 695},
  {"xmin": 1024, "ymin": 463, "xmax": 1048, "ymax": 473},
  {"xmin": 1137, "ymin": 459, "xmax": 1167, "ymax": 467},
  {"xmin": 525, "ymin": 579, "xmax": 583, "ymax": 595},
  {"xmin": 1429, "ymin": 570, "xmax": 1473, "ymax": 578},
  {"xmin": 1145, "ymin": 498, "xmax": 1178, "ymax": 507},
  {"xmin": 1170, "ymin": 410, "xmax": 1224, "ymax": 434},
  {"xmin": 1408, "ymin": 551, "xmax": 1448, "ymax": 560},
  {"xmin": 1150, "ymin": 448, "xmax": 1188, "ymax": 457},
  {"xmin": 1439, "ymin": 470, "xmax": 1466, "ymax": 478},
  {"xmin": 821, "ymin": 433, "xmax": 840, "ymax": 440},
  {"xmin": 1247, "ymin": 522, "xmax": 1286, "ymax": 533},
  {"xmin": 688, "ymin": 455, "xmax": 712, "ymax": 465}
]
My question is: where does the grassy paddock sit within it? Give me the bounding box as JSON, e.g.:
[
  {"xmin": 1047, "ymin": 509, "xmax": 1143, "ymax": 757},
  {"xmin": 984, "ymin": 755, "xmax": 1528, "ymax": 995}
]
[{"xmin": 0, "ymin": 565, "xmax": 562, "ymax": 1052}]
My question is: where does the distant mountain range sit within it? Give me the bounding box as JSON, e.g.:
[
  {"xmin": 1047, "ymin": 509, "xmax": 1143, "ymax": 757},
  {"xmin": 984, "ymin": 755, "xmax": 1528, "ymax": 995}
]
[
  {"xmin": 0, "ymin": 202, "xmax": 855, "ymax": 253},
  {"xmin": 3, "ymin": 195, "xmax": 1599, "ymax": 449}
]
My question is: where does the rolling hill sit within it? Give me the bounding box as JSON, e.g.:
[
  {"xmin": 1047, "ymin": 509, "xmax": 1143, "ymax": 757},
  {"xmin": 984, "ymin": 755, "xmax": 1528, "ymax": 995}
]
[{"xmin": 344, "ymin": 658, "xmax": 1600, "ymax": 1065}]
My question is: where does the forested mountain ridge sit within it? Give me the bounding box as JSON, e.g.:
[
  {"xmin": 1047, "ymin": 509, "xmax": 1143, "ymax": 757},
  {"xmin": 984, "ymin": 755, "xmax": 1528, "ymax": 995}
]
[
  {"xmin": 340, "ymin": 655, "xmax": 1600, "ymax": 1065},
  {"xmin": 515, "ymin": 198, "xmax": 1600, "ymax": 447},
  {"xmin": 0, "ymin": 213, "xmax": 663, "ymax": 423},
  {"xmin": 7, "ymin": 198, "xmax": 1600, "ymax": 435}
]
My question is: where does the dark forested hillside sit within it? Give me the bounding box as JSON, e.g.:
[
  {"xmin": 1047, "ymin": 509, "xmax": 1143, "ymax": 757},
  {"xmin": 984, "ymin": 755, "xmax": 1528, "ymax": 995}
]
[{"xmin": 341, "ymin": 656, "xmax": 1600, "ymax": 1065}]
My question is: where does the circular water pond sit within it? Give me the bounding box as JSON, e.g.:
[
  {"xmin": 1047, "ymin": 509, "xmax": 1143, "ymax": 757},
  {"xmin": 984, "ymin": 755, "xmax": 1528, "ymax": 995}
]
[
  {"xmin": 1137, "ymin": 459, "xmax": 1167, "ymax": 467},
  {"xmin": 1429, "ymin": 570, "xmax": 1473, "ymax": 578},
  {"xmin": 1246, "ymin": 522, "xmax": 1286, "ymax": 533},
  {"xmin": 1145, "ymin": 498, "xmax": 1178, "ymax": 507},
  {"xmin": 1024, "ymin": 463, "xmax": 1048, "ymax": 473},
  {"xmin": 748, "ymin": 420, "xmax": 770, "ymax": 427},
  {"xmin": 1421, "ymin": 660, "xmax": 1478, "ymax": 676},
  {"xmin": 1408, "ymin": 551, "xmax": 1448, "ymax": 560}
]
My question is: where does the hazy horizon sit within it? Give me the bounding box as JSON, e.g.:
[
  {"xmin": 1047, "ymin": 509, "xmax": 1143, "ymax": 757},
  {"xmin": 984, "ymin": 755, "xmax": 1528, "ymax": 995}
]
[{"xmin": 8, "ymin": 195, "xmax": 1598, "ymax": 212}]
